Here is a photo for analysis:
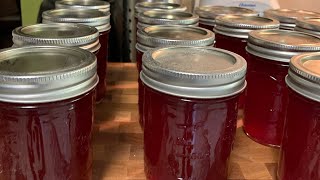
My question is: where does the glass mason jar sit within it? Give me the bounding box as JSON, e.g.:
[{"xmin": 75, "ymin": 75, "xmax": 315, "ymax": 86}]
[
  {"xmin": 0, "ymin": 46, "xmax": 98, "ymax": 180},
  {"xmin": 55, "ymin": 0, "xmax": 110, "ymax": 13},
  {"xmin": 136, "ymin": 25, "xmax": 215, "ymax": 128},
  {"xmin": 278, "ymin": 53, "xmax": 320, "ymax": 180},
  {"xmin": 244, "ymin": 29, "xmax": 320, "ymax": 147},
  {"xmin": 195, "ymin": 6, "xmax": 258, "ymax": 31},
  {"xmin": 295, "ymin": 17, "xmax": 320, "ymax": 37},
  {"xmin": 264, "ymin": 9, "xmax": 320, "ymax": 31},
  {"xmin": 42, "ymin": 9, "xmax": 111, "ymax": 103},
  {"xmin": 141, "ymin": 46, "xmax": 247, "ymax": 180},
  {"xmin": 214, "ymin": 15, "xmax": 280, "ymax": 110}
]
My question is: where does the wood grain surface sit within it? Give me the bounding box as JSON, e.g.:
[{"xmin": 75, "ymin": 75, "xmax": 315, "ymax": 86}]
[{"xmin": 93, "ymin": 63, "xmax": 279, "ymax": 180}]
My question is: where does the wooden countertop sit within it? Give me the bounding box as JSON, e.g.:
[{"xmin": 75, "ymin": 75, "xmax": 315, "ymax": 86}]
[{"xmin": 92, "ymin": 63, "xmax": 279, "ymax": 180}]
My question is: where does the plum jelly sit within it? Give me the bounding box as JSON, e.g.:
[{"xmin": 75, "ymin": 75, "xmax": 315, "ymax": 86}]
[
  {"xmin": 277, "ymin": 53, "xmax": 320, "ymax": 180},
  {"xmin": 136, "ymin": 25, "xmax": 215, "ymax": 128},
  {"xmin": 0, "ymin": 46, "xmax": 98, "ymax": 180},
  {"xmin": 295, "ymin": 17, "xmax": 320, "ymax": 37},
  {"xmin": 141, "ymin": 46, "xmax": 247, "ymax": 180},
  {"xmin": 42, "ymin": 8, "xmax": 111, "ymax": 103},
  {"xmin": 195, "ymin": 6, "xmax": 258, "ymax": 31},
  {"xmin": 244, "ymin": 29, "xmax": 320, "ymax": 147}
]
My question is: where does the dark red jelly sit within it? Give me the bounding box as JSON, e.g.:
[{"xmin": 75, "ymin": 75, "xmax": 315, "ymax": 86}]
[
  {"xmin": 199, "ymin": 23, "xmax": 214, "ymax": 31},
  {"xmin": 136, "ymin": 48, "xmax": 144, "ymax": 73}
]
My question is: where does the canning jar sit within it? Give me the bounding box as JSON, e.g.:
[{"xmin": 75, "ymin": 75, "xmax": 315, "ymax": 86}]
[
  {"xmin": 141, "ymin": 46, "xmax": 247, "ymax": 180},
  {"xmin": 42, "ymin": 9, "xmax": 111, "ymax": 103},
  {"xmin": 195, "ymin": 6, "xmax": 258, "ymax": 31},
  {"xmin": 278, "ymin": 53, "xmax": 320, "ymax": 180},
  {"xmin": 214, "ymin": 15, "xmax": 279, "ymax": 109},
  {"xmin": 264, "ymin": 9, "xmax": 320, "ymax": 30},
  {"xmin": 55, "ymin": 0, "xmax": 110, "ymax": 13},
  {"xmin": 136, "ymin": 25, "xmax": 215, "ymax": 128},
  {"xmin": 0, "ymin": 46, "xmax": 98, "ymax": 180},
  {"xmin": 295, "ymin": 17, "xmax": 320, "ymax": 37},
  {"xmin": 244, "ymin": 29, "xmax": 320, "ymax": 147}
]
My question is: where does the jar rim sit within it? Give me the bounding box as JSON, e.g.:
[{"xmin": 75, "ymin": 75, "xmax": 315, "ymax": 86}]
[
  {"xmin": 138, "ymin": 10, "xmax": 199, "ymax": 25},
  {"xmin": 55, "ymin": 0, "xmax": 110, "ymax": 12},
  {"xmin": 264, "ymin": 9, "xmax": 320, "ymax": 24},
  {"xmin": 135, "ymin": 2, "xmax": 187, "ymax": 14},
  {"xmin": 195, "ymin": 5, "xmax": 258, "ymax": 19}
]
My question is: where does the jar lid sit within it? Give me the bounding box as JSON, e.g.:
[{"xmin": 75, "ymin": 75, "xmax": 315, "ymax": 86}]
[
  {"xmin": 55, "ymin": 0, "xmax": 110, "ymax": 12},
  {"xmin": 286, "ymin": 52, "xmax": 320, "ymax": 102},
  {"xmin": 137, "ymin": 25, "xmax": 214, "ymax": 49},
  {"xmin": 247, "ymin": 29, "xmax": 320, "ymax": 62},
  {"xmin": 138, "ymin": 10, "xmax": 199, "ymax": 26},
  {"xmin": 195, "ymin": 6, "xmax": 258, "ymax": 19},
  {"xmin": 0, "ymin": 46, "xmax": 98, "ymax": 103},
  {"xmin": 141, "ymin": 46, "xmax": 247, "ymax": 98},
  {"xmin": 214, "ymin": 15, "xmax": 280, "ymax": 39},
  {"xmin": 12, "ymin": 23, "xmax": 100, "ymax": 52},
  {"xmin": 137, "ymin": 21, "xmax": 198, "ymax": 30},
  {"xmin": 42, "ymin": 9, "xmax": 111, "ymax": 32},
  {"xmin": 135, "ymin": 2, "xmax": 187, "ymax": 16},
  {"xmin": 295, "ymin": 17, "xmax": 320, "ymax": 36}
]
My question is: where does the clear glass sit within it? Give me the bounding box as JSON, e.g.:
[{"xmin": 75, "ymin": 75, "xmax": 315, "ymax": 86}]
[
  {"xmin": 278, "ymin": 88, "xmax": 320, "ymax": 180},
  {"xmin": 143, "ymin": 85, "xmax": 240, "ymax": 180},
  {"xmin": 243, "ymin": 53, "xmax": 289, "ymax": 147},
  {"xmin": 0, "ymin": 90, "xmax": 96, "ymax": 180}
]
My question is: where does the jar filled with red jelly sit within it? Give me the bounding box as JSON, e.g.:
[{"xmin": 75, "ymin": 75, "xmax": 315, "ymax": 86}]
[
  {"xmin": 264, "ymin": 9, "xmax": 320, "ymax": 30},
  {"xmin": 195, "ymin": 6, "xmax": 258, "ymax": 31},
  {"xmin": 0, "ymin": 46, "xmax": 98, "ymax": 180},
  {"xmin": 214, "ymin": 15, "xmax": 279, "ymax": 110},
  {"xmin": 278, "ymin": 52, "xmax": 320, "ymax": 180},
  {"xmin": 244, "ymin": 29, "xmax": 320, "ymax": 147},
  {"xmin": 295, "ymin": 17, "xmax": 320, "ymax": 37},
  {"xmin": 42, "ymin": 9, "xmax": 111, "ymax": 103},
  {"xmin": 136, "ymin": 25, "xmax": 215, "ymax": 128},
  {"xmin": 141, "ymin": 46, "xmax": 247, "ymax": 180},
  {"xmin": 55, "ymin": 0, "xmax": 110, "ymax": 13}
]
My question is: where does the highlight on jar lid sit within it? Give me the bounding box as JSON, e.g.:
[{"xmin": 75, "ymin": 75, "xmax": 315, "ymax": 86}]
[
  {"xmin": 295, "ymin": 17, "xmax": 320, "ymax": 36},
  {"xmin": 42, "ymin": 8, "xmax": 111, "ymax": 32},
  {"xmin": 0, "ymin": 46, "xmax": 98, "ymax": 103},
  {"xmin": 286, "ymin": 52, "xmax": 320, "ymax": 102},
  {"xmin": 140, "ymin": 46, "xmax": 247, "ymax": 98},
  {"xmin": 264, "ymin": 9, "xmax": 320, "ymax": 30},
  {"xmin": 12, "ymin": 23, "xmax": 100, "ymax": 52},
  {"xmin": 214, "ymin": 15, "xmax": 280, "ymax": 38},
  {"xmin": 55, "ymin": 0, "xmax": 110, "ymax": 12},
  {"xmin": 137, "ymin": 25, "xmax": 214, "ymax": 50},
  {"xmin": 247, "ymin": 29, "xmax": 320, "ymax": 62},
  {"xmin": 135, "ymin": 2, "xmax": 187, "ymax": 16}
]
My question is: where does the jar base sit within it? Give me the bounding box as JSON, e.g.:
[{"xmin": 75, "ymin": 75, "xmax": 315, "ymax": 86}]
[{"xmin": 242, "ymin": 127, "xmax": 280, "ymax": 148}]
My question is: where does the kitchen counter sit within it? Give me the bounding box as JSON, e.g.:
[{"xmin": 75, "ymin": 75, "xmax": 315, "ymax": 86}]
[{"xmin": 92, "ymin": 63, "xmax": 279, "ymax": 180}]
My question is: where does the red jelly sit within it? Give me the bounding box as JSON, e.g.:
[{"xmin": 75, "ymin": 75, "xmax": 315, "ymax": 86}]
[
  {"xmin": 244, "ymin": 29, "xmax": 320, "ymax": 147},
  {"xmin": 295, "ymin": 17, "xmax": 320, "ymax": 37},
  {"xmin": 0, "ymin": 46, "xmax": 98, "ymax": 179},
  {"xmin": 278, "ymin": 53, "xmax": 320, "ymax": 180},
  {"xmin": 141, "ymin": 46, "xmax": 247, "ymax": 180},
  {"xmin": 42, "ymin": 8, "xmax": 111, "ymax": 103}
]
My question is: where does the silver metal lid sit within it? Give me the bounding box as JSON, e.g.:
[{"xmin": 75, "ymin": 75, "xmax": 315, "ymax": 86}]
[
  {"xmin": 141, "ymin": 46, "xmax": 247, "ymax": 98},
  {"xmin": 12, "ymin": 23, "xmax": 100, "ymax": 52},
  {"xmin": 0, "ymin": 46, "xmax": 98, "ymax": 103},
  {"xmin": 214, "ymin": 15, "xmax": 280, "ymax": 39},
  {"xmin": 286, "ymin": 52, "xmax": 320, "ymax": 102},
  {"xmin": 295, "ymin": 17, "xmax": 320, "ymax": 36},
  {"xmin": 138, "ymin": 10, "xmax": 199, "ymax": 26},
  {"xmin": 195, "ymin": 6, "xmax": 258, "ymax": 19},
  {"xmin": 135, "ymin": 2, "xmax": 187, "ymax": 16},
  {"xmin": 137, "ymin": 25, "xmax": 214, "ymax": 49},
  {"xmin": 136, "ymin": 21, "xmax": 198, "ymax": 30},
  {"xmin": 55, "ymin": 0, "xmax": 110, "ymax": 12},
  {"xmin": 246, "ymin": 29, "xmax": 320, "ymax": 62},
  {"xmin": 42, "ymin": 9, "xmax": 111, "ymax": 32}
]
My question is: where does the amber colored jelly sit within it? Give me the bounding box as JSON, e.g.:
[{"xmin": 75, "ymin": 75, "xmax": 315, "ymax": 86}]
[
  {"xmin": 199, "ymin": 23, "xmax": 214, "ymax": 31},
  {"xmin": 0, "ymin": 90, "xmax": 95, "ymax": 180},
  {"xmin": 143, "ymin": 86, "xmax": 239, "ymax": 180},
  {"xmin": 243, "ymin": 53, "xmax": 289, "ymax": 147},
  {"xmin": 278, "ymin": 88, "xmax": 320, "ymax": 180}
]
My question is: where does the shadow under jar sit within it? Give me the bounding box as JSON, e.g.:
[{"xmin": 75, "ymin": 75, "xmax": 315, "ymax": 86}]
[
  {"xmin": 0, "ymin": 46, "xmax": 98, "ymax": 180},
  {"xmin": 278, "ymin": 53, "xmax": 320, "ymax": 180},
  {"xmin": 136, "ymin": 25, "xmax": 215, "ymax": 128},
  {"xmin": 295, "ymin": 17, "xmax": 320, "ymax": 37},
  {"xmin": 141, "ymin": 46, "xmax": 247, "ymax": 180},
  {"xmin": 214, "ymin": 15, "xmax": 279, "ymax": 110},
  {"xmin": 244, "ymin": 29, "xmax": 320, "ymax": 147},
  {"xmin": 264, "ymin": 9, "xmax": 320, "ymax": 31},
  {"xmin": 195, "ymin": 6, "xmax": 258, "ymax": 31},
  {"xmin": 55, "ymin": 0, "xmax": 110, "ymax": 13},
  {"xmin": 42, "ymin": 9, "xmax": 111, "ymax": 103}
]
